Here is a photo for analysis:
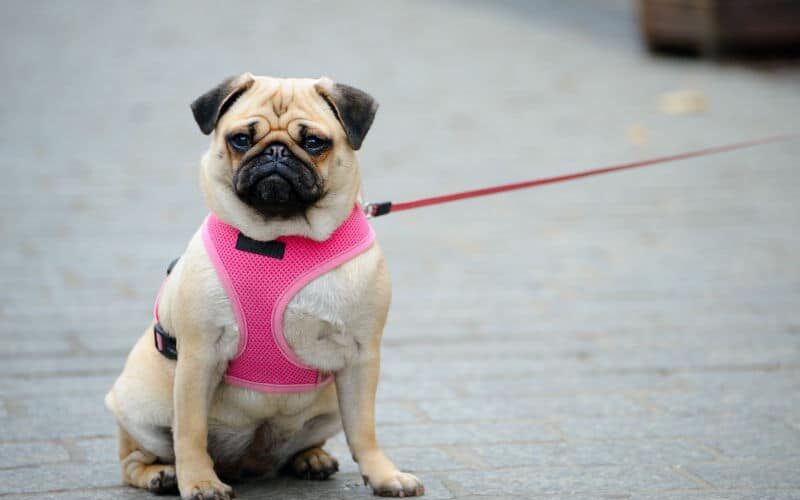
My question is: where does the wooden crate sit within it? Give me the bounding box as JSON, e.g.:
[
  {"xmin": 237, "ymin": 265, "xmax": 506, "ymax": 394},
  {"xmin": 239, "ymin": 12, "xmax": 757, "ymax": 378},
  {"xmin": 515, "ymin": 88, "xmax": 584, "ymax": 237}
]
[{"xmin": 639, "ymin": 0, "xmax": 800, "ymax": 54}]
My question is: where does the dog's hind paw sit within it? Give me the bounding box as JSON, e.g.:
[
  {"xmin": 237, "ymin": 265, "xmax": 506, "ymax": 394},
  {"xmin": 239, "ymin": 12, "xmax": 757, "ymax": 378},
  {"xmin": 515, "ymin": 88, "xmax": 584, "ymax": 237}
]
[
  {"xmin": 288, "ymin": 446, "xmax": 339, "ymax": 480},
  {"xmin": 147, "ymin": 466, "xmax": 178, "ymax": 494}
]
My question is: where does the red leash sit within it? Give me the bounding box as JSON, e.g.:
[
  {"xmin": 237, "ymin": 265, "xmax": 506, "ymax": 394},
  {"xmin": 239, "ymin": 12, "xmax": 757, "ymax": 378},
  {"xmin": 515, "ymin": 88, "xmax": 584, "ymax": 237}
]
[{"xmin": 364, "ymin": 135, "xmax": 797, "ymax": 218}]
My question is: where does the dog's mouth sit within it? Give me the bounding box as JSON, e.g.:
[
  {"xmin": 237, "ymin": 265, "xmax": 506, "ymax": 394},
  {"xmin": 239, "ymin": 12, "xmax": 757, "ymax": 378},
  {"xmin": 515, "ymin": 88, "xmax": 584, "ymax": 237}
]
[{"xmin": 233, "ymin": 146, "xmax": 323, "ymax": 219}]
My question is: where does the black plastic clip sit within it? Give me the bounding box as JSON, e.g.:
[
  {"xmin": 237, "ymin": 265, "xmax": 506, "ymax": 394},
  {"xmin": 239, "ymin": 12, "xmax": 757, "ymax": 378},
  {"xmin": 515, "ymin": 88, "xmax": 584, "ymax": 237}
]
[
  {"xmin": 364, "ymin": 201, "xmax": 393, "ymax": 218},
  {"xmin": 153, "ymin": 322, "xmax": 178, "ymax": 360}
]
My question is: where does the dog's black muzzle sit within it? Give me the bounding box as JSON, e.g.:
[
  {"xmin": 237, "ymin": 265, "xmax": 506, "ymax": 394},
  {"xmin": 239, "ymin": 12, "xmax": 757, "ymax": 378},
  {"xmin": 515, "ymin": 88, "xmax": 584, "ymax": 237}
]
[{"xmin": 233, "ymin": 143, "xmax": 323, "ymax": 218}]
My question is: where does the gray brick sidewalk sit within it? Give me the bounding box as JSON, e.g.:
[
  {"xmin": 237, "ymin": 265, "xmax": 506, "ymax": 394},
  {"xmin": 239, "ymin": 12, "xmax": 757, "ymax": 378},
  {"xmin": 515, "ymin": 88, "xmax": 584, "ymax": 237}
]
[{"xmin": 1, "ymin": 1, "xmax": 799, "ymax": 498}]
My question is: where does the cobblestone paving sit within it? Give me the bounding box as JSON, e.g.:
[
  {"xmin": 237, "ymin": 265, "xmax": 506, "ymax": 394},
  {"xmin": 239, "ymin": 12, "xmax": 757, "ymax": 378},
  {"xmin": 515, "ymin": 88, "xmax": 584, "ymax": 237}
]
[{"xmin": 1, "ymin": 1, "xmax": 799, "ymax": 499}]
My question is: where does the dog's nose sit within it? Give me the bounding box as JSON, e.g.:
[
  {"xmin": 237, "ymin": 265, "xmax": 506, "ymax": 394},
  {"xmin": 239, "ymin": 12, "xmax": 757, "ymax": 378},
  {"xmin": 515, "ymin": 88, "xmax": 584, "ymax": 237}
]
[{"xmin": 263, "ymin": 143, "xmax": 291, "ymax": 160}]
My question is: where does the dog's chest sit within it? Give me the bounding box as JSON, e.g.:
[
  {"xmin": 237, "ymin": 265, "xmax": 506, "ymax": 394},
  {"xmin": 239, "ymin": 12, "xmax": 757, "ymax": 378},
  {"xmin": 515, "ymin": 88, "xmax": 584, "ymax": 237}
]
[
  {"xmin": 209, "ymin": 242, "xmax": 379, "ymax": 375},
  {"xmin": 282, "ymin": 256, "xmax": 367, "ymax": 370}
]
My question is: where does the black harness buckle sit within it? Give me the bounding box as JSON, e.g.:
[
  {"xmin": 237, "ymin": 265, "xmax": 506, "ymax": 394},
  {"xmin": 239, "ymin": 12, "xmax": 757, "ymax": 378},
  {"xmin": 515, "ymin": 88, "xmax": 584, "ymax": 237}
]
[
  {"xmin": 153, "ymin": 257, "xmax": 180, "ymax": 360},
  {"xmin": 153, "ymin": 322, "xmax": 178, "ymax": 360}
]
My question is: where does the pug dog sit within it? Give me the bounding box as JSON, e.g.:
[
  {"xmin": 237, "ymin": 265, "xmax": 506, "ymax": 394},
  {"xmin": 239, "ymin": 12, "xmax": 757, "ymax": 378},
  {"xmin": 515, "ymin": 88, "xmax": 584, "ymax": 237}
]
[{"xmin": 105, "ymin": 74, "xmax": 424, "ymax": 499}]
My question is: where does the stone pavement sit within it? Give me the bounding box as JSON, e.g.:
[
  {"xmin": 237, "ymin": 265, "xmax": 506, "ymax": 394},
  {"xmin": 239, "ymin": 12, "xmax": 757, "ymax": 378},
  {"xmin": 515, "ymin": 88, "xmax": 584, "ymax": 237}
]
[{"xmin": 1, "ymin": 0, "xmax": 799, "ymax": 498}]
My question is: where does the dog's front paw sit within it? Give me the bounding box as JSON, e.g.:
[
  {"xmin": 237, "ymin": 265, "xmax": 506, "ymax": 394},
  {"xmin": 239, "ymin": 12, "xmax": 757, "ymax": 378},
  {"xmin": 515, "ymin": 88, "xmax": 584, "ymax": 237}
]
[
  {"xmin": 181, "ymin": 478, "xmax": 234, "ymax": 500},
  {"xmin": 365, "ymin": 470, "xmax": 424, "ymax": 497}
]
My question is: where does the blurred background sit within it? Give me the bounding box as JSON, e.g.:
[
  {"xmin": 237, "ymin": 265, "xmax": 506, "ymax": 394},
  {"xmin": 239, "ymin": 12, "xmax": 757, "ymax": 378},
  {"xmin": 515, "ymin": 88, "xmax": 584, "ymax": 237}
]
[{"xmin": 1, "ymin": 1, "xmax": 799, "ymax": 498}]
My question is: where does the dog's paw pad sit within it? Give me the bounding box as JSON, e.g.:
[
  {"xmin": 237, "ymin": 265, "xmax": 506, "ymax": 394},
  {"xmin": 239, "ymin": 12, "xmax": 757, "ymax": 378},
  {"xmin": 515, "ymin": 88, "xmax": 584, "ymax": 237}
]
[
  {"xmin": 147, "ymin": 466, "xmax": 178, "ymax": 494},
  {"xmin": 290, "ymin": 447, "xmax": 339, "ymax": 480},
  {"xmin": 371, "ymin": 471, "xmax": 424, "ymax": 497}
]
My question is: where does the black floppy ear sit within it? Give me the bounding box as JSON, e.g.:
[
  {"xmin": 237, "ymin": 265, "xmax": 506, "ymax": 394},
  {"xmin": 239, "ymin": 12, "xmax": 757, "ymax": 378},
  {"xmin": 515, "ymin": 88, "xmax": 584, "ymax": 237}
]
[
  {"xmin": 315, "ymin": 79, "xmax": 378, "ymax": 150},
  {"xmin": 190, "ymin": 73, "xmax": 255, "ymax": 135}
]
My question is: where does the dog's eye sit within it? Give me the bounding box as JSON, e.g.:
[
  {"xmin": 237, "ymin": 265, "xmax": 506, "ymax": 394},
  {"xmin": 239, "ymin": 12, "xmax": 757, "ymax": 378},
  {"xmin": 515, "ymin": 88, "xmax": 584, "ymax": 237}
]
[
  {"xmin": 301, "ymin": 135, "xmax": 329, "ymax": 154},
  {"xmin": 228, "ymin": 133, "xmax": 251, "ymax": 152}
]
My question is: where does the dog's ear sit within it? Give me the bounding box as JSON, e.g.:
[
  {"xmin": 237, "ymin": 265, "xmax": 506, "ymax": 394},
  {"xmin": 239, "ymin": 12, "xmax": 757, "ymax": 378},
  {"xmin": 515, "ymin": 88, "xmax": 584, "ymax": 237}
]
[
  {"xmin": 191, "ymin": 73, "xmax": 255, "ymax": 135},
  {"xmin": 315, "ymin": 79, "xmax": 378, "ymax": 150}
]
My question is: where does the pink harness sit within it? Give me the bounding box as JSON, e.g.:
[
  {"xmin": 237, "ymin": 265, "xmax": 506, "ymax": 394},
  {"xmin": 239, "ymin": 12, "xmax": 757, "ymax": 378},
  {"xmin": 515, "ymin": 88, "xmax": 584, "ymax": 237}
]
[{"xmin": 154, "ymin": 205, "xmax": 375, "ymax": 393}]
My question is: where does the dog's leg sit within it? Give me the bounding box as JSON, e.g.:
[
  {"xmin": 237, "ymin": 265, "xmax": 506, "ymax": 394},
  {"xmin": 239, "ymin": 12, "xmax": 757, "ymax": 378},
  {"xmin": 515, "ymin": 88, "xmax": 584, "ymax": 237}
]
[
  {"xmin": 172, "ymin": 329, "xmax": 233, "ymax": 500},
  {"xmin": 118, "ymin": 424, "xmax": 178, "ymax": 494},
  {"xmin": 336, "ymin": 337, "xmax": 424, "ymax": 497}
]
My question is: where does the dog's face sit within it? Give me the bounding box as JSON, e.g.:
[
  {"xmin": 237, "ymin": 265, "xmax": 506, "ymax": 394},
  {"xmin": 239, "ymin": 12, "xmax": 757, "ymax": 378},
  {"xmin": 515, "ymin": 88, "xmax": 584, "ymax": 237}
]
[{"xmin": 192, "ymin": 74, "xmax": 377, "ymax": 220}]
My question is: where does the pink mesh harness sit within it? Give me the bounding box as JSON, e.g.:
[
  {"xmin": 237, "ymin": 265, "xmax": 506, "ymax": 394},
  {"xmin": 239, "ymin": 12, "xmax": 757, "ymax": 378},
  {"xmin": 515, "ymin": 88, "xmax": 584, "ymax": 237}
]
[{"xmin": 154, "ymin": 205, "xmax": 375, "ymax": 393}]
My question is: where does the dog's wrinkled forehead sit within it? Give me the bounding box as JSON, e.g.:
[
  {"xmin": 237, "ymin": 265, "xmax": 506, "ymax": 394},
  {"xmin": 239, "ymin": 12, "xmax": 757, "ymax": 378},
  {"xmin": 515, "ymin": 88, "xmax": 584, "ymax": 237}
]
[
  {"xmin": 191, "ymin": 74, "xmax": 378, "ymax": 151},
  {"xmin": 221, "ymin": 78, "xmax": 331, "ymax": 132}
]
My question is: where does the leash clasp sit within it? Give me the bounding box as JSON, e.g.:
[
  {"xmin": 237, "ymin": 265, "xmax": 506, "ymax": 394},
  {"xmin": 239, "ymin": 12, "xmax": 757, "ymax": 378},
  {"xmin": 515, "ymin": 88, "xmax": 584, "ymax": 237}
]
[{"xmin": 363, "ymin": 201, "xmax": 392, "ymax": 219}]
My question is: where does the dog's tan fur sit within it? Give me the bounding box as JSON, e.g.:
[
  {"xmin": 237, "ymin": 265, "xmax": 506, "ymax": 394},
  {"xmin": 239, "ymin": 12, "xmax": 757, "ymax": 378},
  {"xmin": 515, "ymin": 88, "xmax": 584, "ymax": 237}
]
[{"xmin": 105, "ymin": 75, "xmax": 424, "ymax": 499}]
